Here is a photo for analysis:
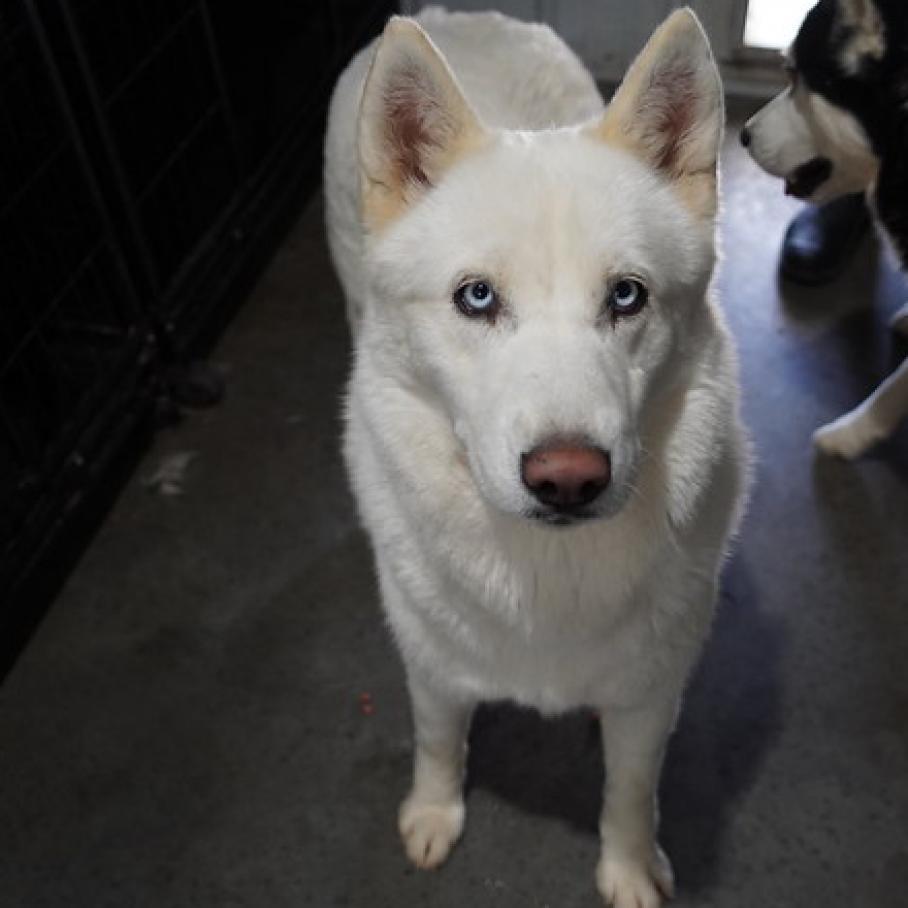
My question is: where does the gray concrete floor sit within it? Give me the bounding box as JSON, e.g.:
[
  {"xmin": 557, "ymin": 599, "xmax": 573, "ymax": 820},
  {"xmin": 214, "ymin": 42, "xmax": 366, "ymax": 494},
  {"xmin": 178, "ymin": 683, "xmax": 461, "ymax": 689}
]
[{"xmin": 2, "ymin": 124, "xmax": 908, "ymax": 908}]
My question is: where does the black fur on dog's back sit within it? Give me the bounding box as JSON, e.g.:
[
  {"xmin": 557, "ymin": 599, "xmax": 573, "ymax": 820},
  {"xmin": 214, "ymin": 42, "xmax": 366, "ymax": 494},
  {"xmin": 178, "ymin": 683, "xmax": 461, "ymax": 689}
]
[{"xmin": 794, "ymin": 0, "xmax": 908, "ymax": 260}]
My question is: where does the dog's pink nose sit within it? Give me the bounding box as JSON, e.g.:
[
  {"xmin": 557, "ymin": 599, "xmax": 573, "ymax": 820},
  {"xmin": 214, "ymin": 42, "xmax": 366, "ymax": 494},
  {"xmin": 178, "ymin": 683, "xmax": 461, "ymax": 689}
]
[{"xmin": 521, "ymin": 442, "xmax": 611, "ymax": 510}]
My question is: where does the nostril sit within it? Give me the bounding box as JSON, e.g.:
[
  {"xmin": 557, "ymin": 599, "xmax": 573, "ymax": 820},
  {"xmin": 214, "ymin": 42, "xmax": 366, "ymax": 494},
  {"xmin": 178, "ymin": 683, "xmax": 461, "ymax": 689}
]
[
  {"xmin": 536, "ymin": 480, "xmax": 558, "ymax": 505},
  {"xmin": 740, "ymin": 127, "xmax": 752, "ymax": 148},
  {"xmin": 578, "ymin": 479, "xmax": 604, "ymax": 506}
]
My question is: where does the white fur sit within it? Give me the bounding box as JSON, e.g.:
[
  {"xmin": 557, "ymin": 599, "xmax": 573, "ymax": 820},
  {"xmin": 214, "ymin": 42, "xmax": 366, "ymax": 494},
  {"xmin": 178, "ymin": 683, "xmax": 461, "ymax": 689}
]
[{"xmin": 325, "ymin": 9, "xmax": 748, "ymax": 906}]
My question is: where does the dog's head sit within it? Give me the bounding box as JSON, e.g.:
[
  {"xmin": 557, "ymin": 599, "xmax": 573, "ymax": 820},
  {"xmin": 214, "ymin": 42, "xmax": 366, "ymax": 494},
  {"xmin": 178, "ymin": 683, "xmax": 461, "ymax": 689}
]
[
  {"xmin": 742, "ymin": 0, "xmax": 885, "ymax": 201},
  {"xmin": 357, "ymin": 10, "xmax": 723, "ymax": 527}
]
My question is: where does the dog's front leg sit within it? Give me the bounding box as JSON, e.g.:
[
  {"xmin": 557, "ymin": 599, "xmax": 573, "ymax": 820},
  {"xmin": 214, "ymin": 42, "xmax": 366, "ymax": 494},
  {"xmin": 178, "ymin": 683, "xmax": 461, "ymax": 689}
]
[
  {"xmin": 399, "ymin": 670, "xmax": 474, "ymax": 870},
  {"xmin": 596, "ymin": 693, "xmax": 678, "ymax": 908},
  {"xmin": 814, "ymin": 355, "xmax": 908, "ymax": 459}
]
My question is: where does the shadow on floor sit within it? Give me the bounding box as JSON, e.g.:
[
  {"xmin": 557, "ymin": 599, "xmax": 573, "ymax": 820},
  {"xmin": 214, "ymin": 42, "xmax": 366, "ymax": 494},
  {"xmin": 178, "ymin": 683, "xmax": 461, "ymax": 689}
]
[{"xmin": 465, "ymin": 554, "xmax": 785, "ymax": 897}]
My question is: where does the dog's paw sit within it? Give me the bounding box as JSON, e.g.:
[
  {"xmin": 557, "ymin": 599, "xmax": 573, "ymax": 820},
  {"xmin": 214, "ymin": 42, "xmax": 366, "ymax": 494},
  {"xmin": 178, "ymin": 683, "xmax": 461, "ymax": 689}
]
[
  {"xmin": 596, "ymin": 844, "xmax": 674, "ymax": 908},
  {"xmin": 891, "ymin": 303, "xmax": 908, "ymax": 338},
  {"xmin": 813, "ymin": 409, "xmax": 884, "ymax": 460},
  {"xmin": 398, "ymin": 796, "xmax": 465, "ymax": 869}
]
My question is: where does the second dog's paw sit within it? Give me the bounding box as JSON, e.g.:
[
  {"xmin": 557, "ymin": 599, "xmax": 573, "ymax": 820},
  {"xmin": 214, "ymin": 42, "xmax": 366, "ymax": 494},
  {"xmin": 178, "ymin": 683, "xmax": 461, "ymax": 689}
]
[
  {"xmin": 813, "ymin": 410, "xmax": 883, "ymax": 460},
  {"xmin": 891, "ymin": 303, "xmax": 908, "ymax": 338},
  {"xmin": 398, "ymin": 796, "xmax": 465, "ymax": 869},
  {"xmin": 596, "ymin": 844, "xmax": 674, "ymax": 908}
]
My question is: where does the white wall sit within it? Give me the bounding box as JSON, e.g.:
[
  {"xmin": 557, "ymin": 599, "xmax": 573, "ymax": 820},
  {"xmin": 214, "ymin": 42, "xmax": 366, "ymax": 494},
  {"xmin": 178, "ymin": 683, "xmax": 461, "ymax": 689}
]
[{"xmin": 401, "ymin": 1, "xmax": 779, "ymax": 96}]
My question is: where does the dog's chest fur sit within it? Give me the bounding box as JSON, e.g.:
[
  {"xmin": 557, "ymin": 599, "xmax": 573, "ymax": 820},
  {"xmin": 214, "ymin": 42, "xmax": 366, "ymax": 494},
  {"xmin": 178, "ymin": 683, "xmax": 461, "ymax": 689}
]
[
  {"xmin": 345, "ymin": 372, "xmax": 726, "ymax": 713},
  {"xmin": 331, "ymin": 8, "xmax": 745, "ymax": 715}
]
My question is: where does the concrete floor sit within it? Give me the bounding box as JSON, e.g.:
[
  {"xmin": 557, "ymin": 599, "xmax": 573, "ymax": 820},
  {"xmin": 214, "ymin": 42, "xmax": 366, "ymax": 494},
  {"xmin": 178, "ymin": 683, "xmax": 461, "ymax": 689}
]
[{"xmin": 1, "ymin": 124, "xmax": 907, "ymax": 908}]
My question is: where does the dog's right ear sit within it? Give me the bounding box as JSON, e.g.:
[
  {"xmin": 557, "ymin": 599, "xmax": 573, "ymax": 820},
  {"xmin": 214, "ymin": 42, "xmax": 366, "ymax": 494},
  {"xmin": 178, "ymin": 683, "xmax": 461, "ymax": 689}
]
[
  {"xmin": 838, "ymin": 0, "xmax": 886, "ymax": 70},
  {"xmin": 839, "ymin": 0, "xmax": 884, "ymax": 42},
  {"xmin": 358, "ymin": 17, "xmax": 487, "ymax": 233},
  {"xmin": 589, "ymin": 8, "xmax": 723, "ymax": 220}
]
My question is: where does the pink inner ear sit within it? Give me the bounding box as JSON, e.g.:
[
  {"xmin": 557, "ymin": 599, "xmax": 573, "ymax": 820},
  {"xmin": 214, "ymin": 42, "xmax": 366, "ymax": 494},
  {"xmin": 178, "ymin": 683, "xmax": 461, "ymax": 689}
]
[
  {"xmin": 645, "ymin": 63, "xmax": 697, "ymax": 173},
  {"xmin": 383, "ymin": 65, "xmax": 445, "ymax": 188}
]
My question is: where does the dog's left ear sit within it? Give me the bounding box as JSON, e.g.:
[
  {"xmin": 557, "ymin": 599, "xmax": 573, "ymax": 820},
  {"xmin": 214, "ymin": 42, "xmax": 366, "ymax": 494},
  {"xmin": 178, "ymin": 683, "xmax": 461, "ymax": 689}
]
[{"xmin": 590, "ymin": 8, "xmax": 723, "ymax": 219}]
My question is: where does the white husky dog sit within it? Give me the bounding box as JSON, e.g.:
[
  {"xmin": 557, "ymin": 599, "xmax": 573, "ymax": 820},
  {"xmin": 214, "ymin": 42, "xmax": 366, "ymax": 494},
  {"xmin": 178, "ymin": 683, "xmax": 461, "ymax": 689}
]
[{"xmin": 325, "ymin": 8, "xmax": 748, "ymax": 907}]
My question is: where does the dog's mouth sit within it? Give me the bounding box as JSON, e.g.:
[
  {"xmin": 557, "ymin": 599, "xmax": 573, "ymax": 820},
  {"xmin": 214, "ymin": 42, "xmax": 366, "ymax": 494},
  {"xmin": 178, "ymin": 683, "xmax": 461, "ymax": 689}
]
[
  {"xmin": 784, "ymin": 156, "xmax": 833, "ymax": 199},
  {"xmin": 526, "ymin": 506, "xmax": 600, "ymax": 527}
]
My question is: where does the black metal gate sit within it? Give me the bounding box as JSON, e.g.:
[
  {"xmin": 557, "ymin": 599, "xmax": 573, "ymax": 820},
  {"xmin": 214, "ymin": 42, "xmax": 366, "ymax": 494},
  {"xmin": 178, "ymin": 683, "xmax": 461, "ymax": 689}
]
[{"xmin": 0, "ymin": 0, "xmax": 392, "ymax": 673}]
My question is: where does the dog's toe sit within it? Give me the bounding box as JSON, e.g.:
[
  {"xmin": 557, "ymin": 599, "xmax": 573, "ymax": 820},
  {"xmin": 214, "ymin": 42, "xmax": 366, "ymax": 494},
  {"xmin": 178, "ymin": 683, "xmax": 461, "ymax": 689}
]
[
  {"xmin": 596, "ymin": 845, "xmax": 674, "ymax": 908},
  {"xmin": 891, "ymin": 303, "xmax": 908, "ymax": 338},
  {"xmin": 398, "ymin": 797, "xmax": 465, "ymax": 870}
]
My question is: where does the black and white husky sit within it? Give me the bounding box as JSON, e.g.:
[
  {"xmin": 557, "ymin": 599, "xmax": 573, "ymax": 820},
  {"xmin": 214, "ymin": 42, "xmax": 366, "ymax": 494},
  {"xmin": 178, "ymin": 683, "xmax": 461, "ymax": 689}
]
[{"xmin": 744, "ymin": 0, "xmax": 908, "ymax": 458}]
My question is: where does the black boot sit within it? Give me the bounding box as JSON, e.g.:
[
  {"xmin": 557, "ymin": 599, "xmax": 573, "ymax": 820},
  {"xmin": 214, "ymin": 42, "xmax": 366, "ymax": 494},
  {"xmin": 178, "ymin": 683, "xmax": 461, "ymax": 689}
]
[{"xmin": 780, "ymin": 193, "xmax": 870, "ymax": 286}]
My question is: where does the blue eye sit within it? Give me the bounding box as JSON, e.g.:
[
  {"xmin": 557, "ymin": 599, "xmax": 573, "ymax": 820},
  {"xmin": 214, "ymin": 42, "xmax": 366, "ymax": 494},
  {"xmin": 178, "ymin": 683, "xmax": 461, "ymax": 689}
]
[
  {"xmin": 608, "ymin": 278, "xmax": 647, "ymax": 317},
  {"xmin": 454, "ymin": 280, "xmax": 499, "ymax": 318}
]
